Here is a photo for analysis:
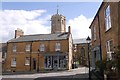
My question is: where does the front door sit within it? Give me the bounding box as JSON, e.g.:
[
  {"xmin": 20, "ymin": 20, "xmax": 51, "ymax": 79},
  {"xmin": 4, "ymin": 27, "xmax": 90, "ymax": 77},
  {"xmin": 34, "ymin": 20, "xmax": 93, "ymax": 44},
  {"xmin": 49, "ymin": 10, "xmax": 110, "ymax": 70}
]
[{"xmin": 33, "ymin": 58, "xmax": 36, "ymax": 70}]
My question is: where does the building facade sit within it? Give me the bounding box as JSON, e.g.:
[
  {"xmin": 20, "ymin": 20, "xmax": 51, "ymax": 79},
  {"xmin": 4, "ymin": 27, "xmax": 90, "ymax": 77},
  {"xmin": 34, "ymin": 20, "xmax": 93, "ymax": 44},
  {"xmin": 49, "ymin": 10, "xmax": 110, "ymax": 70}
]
[
  {"xmin": 89, "ymin": 2, "xmax": 120, "ymax": 68},
  {"xmin": 0, "ymin": 43, "xmax": 7, "ymax": 72},
  {"xmin": 4, "ymin": 13, "xmax": 73, "ymax": 72},
  {"xmin": 73, "ymin": 39, "xmax": 89, "ymax": 66}
]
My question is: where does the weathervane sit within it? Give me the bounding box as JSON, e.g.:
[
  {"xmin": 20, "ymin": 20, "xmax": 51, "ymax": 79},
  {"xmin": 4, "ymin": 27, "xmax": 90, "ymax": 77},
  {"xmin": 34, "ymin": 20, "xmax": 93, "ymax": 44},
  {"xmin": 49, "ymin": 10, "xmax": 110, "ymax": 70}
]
[{"xmin": 57, "ymin": 5, "xmax": 59, "ymax": 14}]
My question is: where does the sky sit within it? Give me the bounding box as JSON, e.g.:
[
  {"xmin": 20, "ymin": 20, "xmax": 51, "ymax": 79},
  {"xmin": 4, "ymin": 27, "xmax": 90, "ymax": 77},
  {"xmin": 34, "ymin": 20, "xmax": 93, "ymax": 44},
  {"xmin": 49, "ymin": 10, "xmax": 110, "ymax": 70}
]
[{"xmin": 0, "ymin": 1, "xmax": 102, "ymax": 43}]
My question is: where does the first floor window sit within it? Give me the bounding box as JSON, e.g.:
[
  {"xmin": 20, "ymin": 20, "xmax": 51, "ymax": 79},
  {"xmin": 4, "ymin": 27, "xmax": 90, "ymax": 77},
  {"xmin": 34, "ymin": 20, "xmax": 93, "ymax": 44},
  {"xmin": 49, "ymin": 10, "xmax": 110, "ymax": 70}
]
[
  {"xmin": 55, "ymin": 42, "xmax": 61, "ymax": 51},
  {"xmin": 26, "ymin": 44, "xmax": 30, "ymax": 52},
  {"xmin": 11, "ymin": 58, "xmax": 16, "ymax": 67},
  {"xmin": 13, "ymin": 43, "xmax": 16, "ymax": 52},
  {"xmin": 40, "ymin": 44, "xmax": 45, "ymax": 51},
  {"xmin": 25, "ymin": 57, "xmax": 30, "ymax": 65},
  {"xmin": 105, "ymin": 5, "xmax": 111, "ymax": 31}
]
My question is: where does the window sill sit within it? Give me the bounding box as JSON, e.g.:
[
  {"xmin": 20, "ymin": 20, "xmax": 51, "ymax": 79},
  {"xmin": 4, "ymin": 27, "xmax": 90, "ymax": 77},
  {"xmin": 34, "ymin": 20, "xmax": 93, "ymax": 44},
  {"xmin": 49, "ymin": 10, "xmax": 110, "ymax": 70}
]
[
  {"xmin": 11, "ymin": 66, "xmax": 16, "ymax": 67},
  {"xmin": 25, "ymin": 64, "xmax": 30, "ymax": 66},
  {"xmin": 105, "ymin": 27, "xmax": 112, "ymax": 33}
]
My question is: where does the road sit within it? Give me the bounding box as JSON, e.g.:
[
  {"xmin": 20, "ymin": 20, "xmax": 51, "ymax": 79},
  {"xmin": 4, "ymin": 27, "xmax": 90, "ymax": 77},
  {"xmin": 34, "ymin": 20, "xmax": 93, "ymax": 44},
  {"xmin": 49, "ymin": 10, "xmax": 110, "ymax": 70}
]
[{"xmin": 2, "ymin": 67, "xmax": 89, "ymax": 80}]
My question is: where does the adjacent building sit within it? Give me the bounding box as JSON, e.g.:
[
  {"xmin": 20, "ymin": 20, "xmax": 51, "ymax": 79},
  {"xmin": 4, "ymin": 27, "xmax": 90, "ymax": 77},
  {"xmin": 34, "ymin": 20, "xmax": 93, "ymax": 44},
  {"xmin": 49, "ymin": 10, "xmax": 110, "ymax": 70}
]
[
  {"xmin": 73, "ymin": 38, "xmax": 89, "ymax": 66},
  {"xmin": 4, "ymin": 13, "xmax": 73, "ymax": 72},
  {"xmin": 89, "ymin": 2, "xmax": 120, "ymax": 68},
  {"xmin": 0, "ymin": 43, "xmax": 7, "ymax": 72}
]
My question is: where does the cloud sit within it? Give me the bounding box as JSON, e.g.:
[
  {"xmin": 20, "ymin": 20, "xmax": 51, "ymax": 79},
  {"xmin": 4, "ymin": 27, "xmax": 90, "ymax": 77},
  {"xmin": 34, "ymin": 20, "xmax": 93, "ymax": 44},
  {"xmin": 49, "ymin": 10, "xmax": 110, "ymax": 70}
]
[
  {"xmin": 67, "ymin": 15, "xmax": 93, "ymax": 39},
  {"xmin": 0, "ymin": 10, "xmax": 51, "ymax": 43},
  {"xmin": 0, "ymin": 10, "xmax": 92, "ymax": 43}
]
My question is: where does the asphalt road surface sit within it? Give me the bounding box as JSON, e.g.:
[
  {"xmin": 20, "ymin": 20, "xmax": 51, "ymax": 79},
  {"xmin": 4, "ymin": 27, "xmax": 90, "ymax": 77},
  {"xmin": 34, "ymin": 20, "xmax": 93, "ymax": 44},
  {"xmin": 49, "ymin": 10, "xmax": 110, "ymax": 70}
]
[{"xmin": 2, "ymin": 67, "xmax": 89, "ymax": 80}]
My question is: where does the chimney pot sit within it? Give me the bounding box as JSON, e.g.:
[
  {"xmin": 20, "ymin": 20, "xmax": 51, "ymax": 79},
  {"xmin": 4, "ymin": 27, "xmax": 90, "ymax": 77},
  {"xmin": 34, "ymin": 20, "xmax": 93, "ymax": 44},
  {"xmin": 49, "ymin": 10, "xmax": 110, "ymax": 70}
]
[
  {"xmin": 15, "ymin": 28, "xmax": 24, "ymax": 38},
  {"xmin": 68, "ymin": 26, "xmax": 71, "ymax": 33}
]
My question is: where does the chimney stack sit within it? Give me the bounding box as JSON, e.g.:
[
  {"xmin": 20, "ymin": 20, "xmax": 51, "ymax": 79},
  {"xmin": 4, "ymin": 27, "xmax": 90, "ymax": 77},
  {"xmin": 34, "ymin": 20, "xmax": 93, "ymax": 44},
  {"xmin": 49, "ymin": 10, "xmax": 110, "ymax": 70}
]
[
  {"xmin": 68, "ymin": 26, "xmax": 71, "ymax": 33},
  {"xmin": 15, "ymin": 28, "xmax": 24, "ymax": 38}
]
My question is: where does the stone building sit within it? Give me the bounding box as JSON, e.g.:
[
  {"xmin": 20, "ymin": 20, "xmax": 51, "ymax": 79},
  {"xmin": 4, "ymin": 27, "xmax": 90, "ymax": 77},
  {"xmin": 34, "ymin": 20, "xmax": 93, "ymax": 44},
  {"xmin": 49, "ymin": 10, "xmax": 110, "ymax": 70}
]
[
  {"xmin": 4, "ymin": 13, "xmax": 73, "ymax": 72},
  {"xmin": 89, "ymin": 1, "xmax": 120, "ymax": 68},
  {"xmin": 0, "ymin": 43, "xmax": 7, "ymax": 72},
  {"xmin": 73, "ymin": 38, "xmax": 89, "ymax": 66}
]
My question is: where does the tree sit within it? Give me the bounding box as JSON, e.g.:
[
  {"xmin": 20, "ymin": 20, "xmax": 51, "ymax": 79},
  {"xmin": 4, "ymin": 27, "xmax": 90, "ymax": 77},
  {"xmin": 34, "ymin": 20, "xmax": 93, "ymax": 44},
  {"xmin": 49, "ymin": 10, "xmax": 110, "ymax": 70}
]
[{"xmin": 114, "ymin": 45, "xmax": 120, "ymax": 80}]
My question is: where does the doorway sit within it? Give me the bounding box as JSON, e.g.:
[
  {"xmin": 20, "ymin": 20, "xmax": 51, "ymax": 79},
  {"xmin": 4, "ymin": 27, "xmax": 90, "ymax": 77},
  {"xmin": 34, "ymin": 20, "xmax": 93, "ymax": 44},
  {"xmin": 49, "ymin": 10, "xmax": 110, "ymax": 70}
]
[{"xmin": 33, "ymin": 58, "xmax": 36, "ymax": 70}]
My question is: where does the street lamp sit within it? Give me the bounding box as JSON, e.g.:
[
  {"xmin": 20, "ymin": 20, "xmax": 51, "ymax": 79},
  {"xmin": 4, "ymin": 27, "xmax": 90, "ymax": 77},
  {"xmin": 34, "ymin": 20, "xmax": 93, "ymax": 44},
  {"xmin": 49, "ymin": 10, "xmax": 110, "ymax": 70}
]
[
  {"xmin": 86, "ymin": 36, "xmax": 91, "ymax": 80},
  {"xmin": 74, "ymin": 44, "xmax": 77, "ymax": 68},
  {"xmin": 37, "ymin": 49, "xmax": 40, "ymax": 72},
  {"xmin": 30, "ymin": 41, "xmax": 33, "ymax": 71}
]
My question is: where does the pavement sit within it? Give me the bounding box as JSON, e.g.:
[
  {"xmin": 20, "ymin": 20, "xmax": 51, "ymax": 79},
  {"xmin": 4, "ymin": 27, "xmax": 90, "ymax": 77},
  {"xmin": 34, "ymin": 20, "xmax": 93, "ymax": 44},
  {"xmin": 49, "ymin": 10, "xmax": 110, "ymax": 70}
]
[{"xmin": 2, "ymin": 66, "xmax": 89, "ymax": 80}]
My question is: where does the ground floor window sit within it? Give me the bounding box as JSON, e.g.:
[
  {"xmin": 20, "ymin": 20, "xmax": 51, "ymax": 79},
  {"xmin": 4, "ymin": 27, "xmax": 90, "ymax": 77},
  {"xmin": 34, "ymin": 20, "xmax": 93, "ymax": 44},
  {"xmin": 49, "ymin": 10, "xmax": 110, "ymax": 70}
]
[
  {"xmin": 45, "ymin": 56, "xmax": 52, "ymax": 69},
  {"xmin": 44, "ymin": 55, "xmax": 67, "ymax": 69},
  {"xmin": 11, "ymin": 57, "xmax": 16, "ymax": 67},
  {"xmin": 59, "ymin": 56, "xmax": 66, "ymax": 68},
  {"xmin": 25, "ymin": 57, "xmax": 30, "ymax": 66}
]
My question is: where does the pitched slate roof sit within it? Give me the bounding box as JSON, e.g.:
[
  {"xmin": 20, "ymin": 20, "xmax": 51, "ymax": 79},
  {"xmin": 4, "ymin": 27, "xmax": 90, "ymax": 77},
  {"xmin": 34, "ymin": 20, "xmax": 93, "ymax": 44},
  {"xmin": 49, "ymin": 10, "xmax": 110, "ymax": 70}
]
[
  {"xmin": 8, "ymin": 32, "xmax": 69, "ymax": 43},
  {"xmin": 73, "ymin": 38, "xmax": 88, "ymax": 44}
]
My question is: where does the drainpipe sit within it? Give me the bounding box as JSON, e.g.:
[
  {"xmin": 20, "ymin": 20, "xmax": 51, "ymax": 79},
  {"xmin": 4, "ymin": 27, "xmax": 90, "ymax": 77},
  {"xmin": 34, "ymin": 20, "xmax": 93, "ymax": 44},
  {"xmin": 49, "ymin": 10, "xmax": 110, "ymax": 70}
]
[
  {"xmin": 30, "ymin": 41, "xmax": 33, "ymax": 71},
  {"xmin": 98, "ymin": 13, "xmax": 104, "ymax": 80}
]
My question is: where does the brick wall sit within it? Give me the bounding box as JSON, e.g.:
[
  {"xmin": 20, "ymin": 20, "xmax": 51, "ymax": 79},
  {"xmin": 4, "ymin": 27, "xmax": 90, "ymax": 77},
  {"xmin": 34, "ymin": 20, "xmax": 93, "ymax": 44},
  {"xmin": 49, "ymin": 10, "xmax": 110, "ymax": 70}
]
[{"xmin": 4, "ymin": 39, "xmax": 69, "ymax": 71}]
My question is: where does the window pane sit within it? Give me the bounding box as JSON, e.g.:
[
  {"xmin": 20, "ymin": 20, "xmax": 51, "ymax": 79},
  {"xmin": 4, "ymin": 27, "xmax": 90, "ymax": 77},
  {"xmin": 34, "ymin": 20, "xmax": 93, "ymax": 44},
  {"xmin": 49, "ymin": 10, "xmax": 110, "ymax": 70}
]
[
  {"xmin": 106, "ymin": 40, "xmax": 113, "ymax": 60},
  {"xmin": 40, "ymin": 44, "xmax": 45, "ymax": 51},
  {"xmin": 11, "ymin": 58, "xmax": 16, "ymax": 67},
  {"xmin": 55, "ymin": 43, "xmax": 61, "ymax": 51},
  {"xmin": 13, "ymin": 44, "xmax": 16, "ymax": 52},
  {"xmin": 26, "ymin": 44, "xmax": 30, "ymax": 51},
  {"xmin": 25, "ymin": 57, "xmax": 30, "ymax": 65},
  {"xmin": 105, "ymin": 5, "xmax": 111, "ymax": 31},
  {"xmin": 110, "ymin": 40, "xmax": 113, "ymax": 52},
  {"xmin": 45, "ymin": 56, "xmax": 52, "ymax": 68},
  {"xmin": 106, "ymin": 41, "xmax": 109, "ymax": 52}
]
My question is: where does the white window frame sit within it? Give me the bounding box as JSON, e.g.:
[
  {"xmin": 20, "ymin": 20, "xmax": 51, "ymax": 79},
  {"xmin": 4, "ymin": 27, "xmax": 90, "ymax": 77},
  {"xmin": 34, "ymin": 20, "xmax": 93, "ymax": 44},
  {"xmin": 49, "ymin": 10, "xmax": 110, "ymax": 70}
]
[
  {"xmin": 25, "ymin": 57, "xmax": 30, "ymax": 66},
  {"xmin": 13, "ymin": 44, "xmax": 16, "ymax": 52},
  {"xmin": 11, "ymin": 58, "xmax": 16, "ymax": 67},
  {"xmin": 26, "ymin": 44, "xmax": 30, "ymax": 52},
  {"xmin": 55, "ymin": 42, "xmax": 61, "ymax": 51},
  {"xmin": 105, "ymin": 5, "xmax": 111, "ymax": 31},
  {"xmin": 40, "ymin": 44, "xmax": 45, "ymax": 51},
  {"xmin": 106, "ymin": 40, "xmax": 113, "ymax": 60}
]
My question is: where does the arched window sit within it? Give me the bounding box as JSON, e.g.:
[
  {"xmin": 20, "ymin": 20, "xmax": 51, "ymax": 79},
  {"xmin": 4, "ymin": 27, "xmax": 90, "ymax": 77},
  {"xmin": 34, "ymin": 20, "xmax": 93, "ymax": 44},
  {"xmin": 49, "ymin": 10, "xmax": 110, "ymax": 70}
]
[{"xmin": 80, "ymin": 47, "xmax": 85, "ymax": 57}]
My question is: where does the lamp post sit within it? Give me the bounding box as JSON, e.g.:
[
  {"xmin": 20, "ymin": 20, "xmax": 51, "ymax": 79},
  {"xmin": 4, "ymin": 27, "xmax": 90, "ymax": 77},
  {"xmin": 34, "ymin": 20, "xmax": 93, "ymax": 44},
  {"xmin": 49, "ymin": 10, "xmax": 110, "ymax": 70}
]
[
  {"xmin": 86, "ymin": 36, "xmax": 91, "ymax": 80},
  {"xmin": 37, "ymin": 49, "xmax": 40, "ymax": 72},
  {"xmin": 30, "ymin": 41, "xmax": 33, "ymax": 71},
  {"xmin": 74, "ymin": 44, "xmax": 77, "ymax": 68}
]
